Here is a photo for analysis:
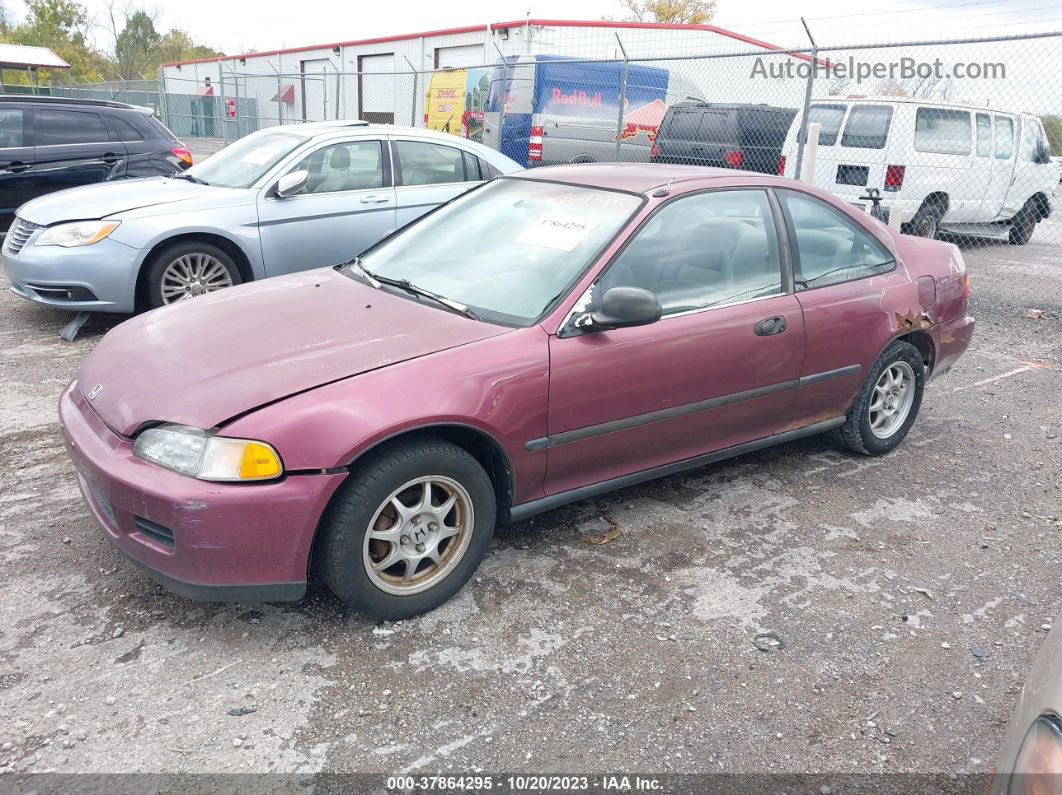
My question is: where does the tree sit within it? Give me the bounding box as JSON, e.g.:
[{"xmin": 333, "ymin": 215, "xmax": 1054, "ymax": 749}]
[
  {"xmin": 157, "ymin": 29, "xmax": 221, "ymax": 65},
  {"xmin": 114, "ymin": 10, "xmax": 160, "ymax": 78},
  {"xmin": 619, "ymin": 0, "xmax": 717, "ymax": 24},
  {"xmin": 3, "ymin": 0, "xmax": 109, "ymax": 83}
]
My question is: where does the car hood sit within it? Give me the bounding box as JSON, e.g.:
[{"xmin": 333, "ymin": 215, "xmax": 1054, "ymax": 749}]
[
  {"xmin": 17, "ymin": 177, "xmax": 243, "ymax": 225},
  {"xmin": 75, "ymin": 268, "xmax": 510, "ymax": 436}
]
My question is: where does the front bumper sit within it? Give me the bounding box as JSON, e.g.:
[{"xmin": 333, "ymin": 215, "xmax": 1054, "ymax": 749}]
[
  {"xmin": 58, "ymin": 381, "xmax": 348, "ymax": 601},
  {"xmin": 3, "ymin": 232, "xmax": 143, "ymax": 313}
]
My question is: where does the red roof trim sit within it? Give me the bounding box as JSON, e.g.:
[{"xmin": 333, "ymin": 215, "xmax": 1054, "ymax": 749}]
[{"xmin": 162, "ymin": 18, "xmax": 813, "ymax": 67}]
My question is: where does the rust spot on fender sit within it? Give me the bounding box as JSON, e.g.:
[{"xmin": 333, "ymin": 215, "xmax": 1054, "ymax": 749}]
[{"xmin": 894, "ymin": 309, "xmax": 933, "ymax": 332}]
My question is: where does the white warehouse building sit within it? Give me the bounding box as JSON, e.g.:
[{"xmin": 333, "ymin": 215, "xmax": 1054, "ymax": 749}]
[{"xmin": 158, "ymin": 18, "xmax": 814, "ymax": 138}]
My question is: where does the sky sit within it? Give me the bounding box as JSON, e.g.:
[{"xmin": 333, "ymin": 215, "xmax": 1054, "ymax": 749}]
[{"xmin": 4, "ymin": 0, "xmax": 1062, "ymax": 57}]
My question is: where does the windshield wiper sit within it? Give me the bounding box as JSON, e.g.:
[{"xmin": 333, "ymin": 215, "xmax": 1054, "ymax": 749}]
[
  {"xmin": 339, "ymin": 258, "xmax": 480, "ymax": 321},
  {"xmin": 172, "ymin": 172, "xmax": 209, "ymax": 186}
]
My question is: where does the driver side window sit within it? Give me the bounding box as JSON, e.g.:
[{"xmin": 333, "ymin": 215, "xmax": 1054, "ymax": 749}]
[
  {"xmin": 289, "ymin": 139, "xmax": 385, "ymax": 195},
  {"xmin": 594, "ymin": 189, "xmax": 782, "ymax": 316}
]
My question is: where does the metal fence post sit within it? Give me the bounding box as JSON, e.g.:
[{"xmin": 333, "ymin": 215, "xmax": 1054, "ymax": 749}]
[
  {"xmin": 615, "ymin": 34, "xmax": 629, "ymax": 161},
  {"xmin": 492, "ymin": 37, "xmax": 508, "ymax": 158},
  {"xmin": 793, "ymin": 18, "xmax": 818, "ymax": 181},
  {"xmin": 218, "ymin": 59, "xmax": 228, "ymax": 144},
  {"xmin": 403, "ymin": 56, "xmax": 418, "ymax": 127}
]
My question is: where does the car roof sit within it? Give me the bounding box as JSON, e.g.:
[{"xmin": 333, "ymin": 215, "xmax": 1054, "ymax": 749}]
[
  {"xmin": 508, "ymin": 163, "xmax": 788, "ymax": 195},
  {"xmin": 0, "ymin": 93, "xmax": 143, "ymax": 111}
]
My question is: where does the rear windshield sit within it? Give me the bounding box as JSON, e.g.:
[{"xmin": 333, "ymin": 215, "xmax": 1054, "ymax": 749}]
[
  {"xmin": 666, "ymin": 108, "xmax": 703, "ymax": 140},
  {"xmin": 147, "ymin": 115, "xmax": 179, "ymax": 142},
  {"xmin": 800, "ymin": 104, "xmax": 846, "ymax": 146},
  {"xmin": 914, "ymin": 107, "xmax": 971, "ymax": 155},
  {"xmin": 841, "ymin": 105, "xmax": 892, "ymax": 149}
]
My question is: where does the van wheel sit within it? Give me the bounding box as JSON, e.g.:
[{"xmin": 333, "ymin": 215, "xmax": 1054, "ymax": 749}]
[
  {"xmin": 1008, "ymin": 205, "xmax": 1036, "ymax": 245},
  {"xmin": 833, "ymin": 340, "xmax": 925, "ymax": 456},
  {"xmin": 144, "ymin": 241, "xmax": 241, "ymax": 309},
  {"xmin": 319, "ymin": 437, "xmax": 496, "ymax": 620},
  {"xmin": 910, "ymin": 205, "xmax": 942, "ymax": 239}
]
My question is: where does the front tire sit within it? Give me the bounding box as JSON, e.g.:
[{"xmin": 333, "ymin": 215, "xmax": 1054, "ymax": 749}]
[
  {"xmin": 144, "ymin": 241, "xmax": 241, "ymax": 309},
  {"xmin": 834, "ymin": 340, "xmax": 925, "ymax": 456},
  {"xmin": 319, "ymin": 437, "xmax": 496, "ymax": 620}
]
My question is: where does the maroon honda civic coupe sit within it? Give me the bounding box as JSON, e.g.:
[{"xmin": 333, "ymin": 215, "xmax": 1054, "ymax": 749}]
[{"xmin": 59, "ymin": 164, "xmax": 974, "ymax": 619}]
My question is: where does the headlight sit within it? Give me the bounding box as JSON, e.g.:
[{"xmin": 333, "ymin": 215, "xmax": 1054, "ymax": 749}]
[
  {"xmin": 132, "ymin": 423, "xmax": 282, "ymax": 481},
  {"xmin": 1006, "ymin": 714, "xmax": 1062, "ymax": 794},
  {"xmin": 36, "ymin": 220, "xmax": 120, "ymax": 247}
]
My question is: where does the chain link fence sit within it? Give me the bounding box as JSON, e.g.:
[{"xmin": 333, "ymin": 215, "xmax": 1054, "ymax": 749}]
[{"xmin": 65, "ymin": 30, "xmax": 1062, "ymax": 309}]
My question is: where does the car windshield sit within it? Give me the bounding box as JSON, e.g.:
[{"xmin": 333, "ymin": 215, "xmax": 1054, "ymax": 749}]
[
  {"xmin": 357, "ymin": 178, "xmax": 643, "ymax": 326},
  {"xmin": 182, "ymin": 131, "xmax": 306, "ymax": 188}
]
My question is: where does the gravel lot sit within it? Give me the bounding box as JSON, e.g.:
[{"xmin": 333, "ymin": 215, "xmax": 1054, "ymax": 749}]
[{"xmin": 0, "ymin": 206, "xmax": 1059, "ymax": 785}]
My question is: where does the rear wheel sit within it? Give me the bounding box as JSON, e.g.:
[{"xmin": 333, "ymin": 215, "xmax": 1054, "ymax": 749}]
[
  {"xmin": 834, "ymin": 340, "xmax": 925, "ymax": 456},
  {"xmin": 1008, "ymin": 204, "xmax": 1036, "ymax": 245},
  {"xmin": 144, "ymin": 241, "xmax": 241, "ymax": 309},
  {"xmin": 909, "ymin": 204, "xmax": 942, "ymax": 239},
  {"xmin": 319, "ymin": 437, "xmax": 496, "ymax": 620}
]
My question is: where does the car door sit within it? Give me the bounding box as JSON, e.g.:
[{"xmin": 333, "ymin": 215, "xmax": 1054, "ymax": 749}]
[
  {"xmin": 33, "ymin": 107, "xmax": 127, "ymax": 194},
  {"xmin": 1004, "ymin": 115, "xmax": 1051, "ymax": 219},
  {"xmin": 0, "ymin": 104, "xmax": 37, "ymax": 229},
  {"xmin": 390, "ymin": 137, "xmax": 483, "ymax": 229},
  {"xmin": 776, "ymin": 188, "xmax": 907, "ymax": 427},
  {"xmin": 256, "ymin": 137, "xmax": 396, "ymax": 276},
  {"xmin": 543, "ymin": 188, "xmax": 805, "ymax": 496},
  {"xmin": 991, "ymin": 114, "xmax": 1020, "ymax": 220},
  {"xmin": 972, "ymin": 112, "xmax": 1005, "ymax": 222}
]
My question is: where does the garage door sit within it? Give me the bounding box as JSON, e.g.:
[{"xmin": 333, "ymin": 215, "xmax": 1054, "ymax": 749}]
[
  {"xmin": 435, "ymin": 44, "xmax": 485, "ymax": 69},
  {"xmin": 359, "ymin": 53, "xmax": 395, "ymax": 124}
]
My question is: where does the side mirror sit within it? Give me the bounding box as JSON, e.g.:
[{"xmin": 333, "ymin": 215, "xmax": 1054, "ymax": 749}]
[
  {"xmin": 273, "ymin": 169, "xmax": 309, "ymax": 198},
  {"xmin": 1035, "ymin": 146, "xmax": 1052, "ymax": 165},
  {"xmin": 575, "ymin": 287, "xmax": 662, "ymax": 332}
]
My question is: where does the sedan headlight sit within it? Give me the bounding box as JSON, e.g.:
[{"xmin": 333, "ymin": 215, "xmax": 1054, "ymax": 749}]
[
  {"xmin": 133, "ymin": 423, "xmax": 282, "ymax": 482},
  {"xmin": 36, "ymin": 220, "xmax": 121, "ymax": 247}
]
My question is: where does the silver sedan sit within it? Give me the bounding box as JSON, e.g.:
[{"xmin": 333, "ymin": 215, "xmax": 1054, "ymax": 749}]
[{"xmin": 2, "ymin": 122, "xmax": 521, "ymax": 312}]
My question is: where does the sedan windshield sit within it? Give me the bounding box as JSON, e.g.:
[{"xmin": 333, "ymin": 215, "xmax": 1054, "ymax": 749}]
[
  {"xmin": 358, "ymin": 179, "xmax": 643, "ymax": 325},
  {"xmin": 182, "ymin": 132, "xmax": 306, "ymax": 188}
]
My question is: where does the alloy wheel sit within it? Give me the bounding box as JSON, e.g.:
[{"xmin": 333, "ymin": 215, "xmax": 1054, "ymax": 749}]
[
  {"xmin": 362, "ymin": 476, "xmax": 475, "ymax": 596},
  {"xmin": 869, "ymin": 361, "xmax": 916, "ymax": 439},
  {"xmin": 160, "ymin": 253, "xmax": 234, "ymax": 304}
]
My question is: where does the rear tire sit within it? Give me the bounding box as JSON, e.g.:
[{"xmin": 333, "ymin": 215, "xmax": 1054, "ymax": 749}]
[
  {"xmin": 909, "ymin": 204, "xmax": 942, "ymax": 240},
  {"xmin": 1008, "ymin": 205, "xmax": 1036, "ymax": 245},
  {"xmin": 143, "ymin": 241, "xmax": 241, "ymax": 310},
  {"xmin": 319, "ymin": 437, "xmax": 496, "ymax": 620},
  {"xmin": 834, "ymin": 340, "xmax": 925, "ymax": 456}
]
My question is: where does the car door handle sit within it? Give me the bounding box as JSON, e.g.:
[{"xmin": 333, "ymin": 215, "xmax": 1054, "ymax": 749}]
[
  {"xmin": 360, "ymin": 195, "xmax": 390, "ymax": 204},
  {"xmin": 755, "ymin": 316, "xmax": 786, "ymax": 336},
  {"xmin": 1, "ymin": 161, "xmax": 28, "ymax": 173},
  {"xmin": 100, "ymin": 152, "xmax": 119, "ymax": 164}
]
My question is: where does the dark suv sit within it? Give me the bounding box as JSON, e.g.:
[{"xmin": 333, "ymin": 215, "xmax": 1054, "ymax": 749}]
[
  {"xmin": 651, "ymin": 102, "xmax": 797, "ymax": 175},
  {"xmin": 0, "ymin": 95, "xmax": 192, "ymax": 231}
]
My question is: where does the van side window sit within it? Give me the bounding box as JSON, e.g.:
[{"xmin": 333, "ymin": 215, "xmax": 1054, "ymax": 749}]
[
  {"xmin": 780, "ymin": 190, "xmax": 895, "ymax": 290},
  {"xmin": 596, "ymin": 189, "xmax": 782, "ymax": 315},
  {"xmin": 800, "ymin": 104, "xmax": 846, "ymax": 146},
  {"xmin": 914, "ymin": 107, "xmax": 971, "ymax": 155},
  {"xmin": 994, "ymin": 116, "xmax": 1014, "ymax": 159},
  {"xmin": 841, "ymin": 105, "xmax": 892, "ymax": 149},
  {"xmin": 975, "ymin": 113, "xmax": 992, "ymax": 157}
]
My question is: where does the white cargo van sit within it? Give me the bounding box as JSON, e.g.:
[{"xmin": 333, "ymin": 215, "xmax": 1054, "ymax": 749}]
[{"xmin": 779, "ymin": 97, "xmax": 1056, "ymax": 244}]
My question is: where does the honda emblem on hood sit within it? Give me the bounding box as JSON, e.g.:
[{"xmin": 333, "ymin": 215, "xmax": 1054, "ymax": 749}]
[{"xmin": 88, "ymin": 384, "xmax": 103, "ymax": 400}]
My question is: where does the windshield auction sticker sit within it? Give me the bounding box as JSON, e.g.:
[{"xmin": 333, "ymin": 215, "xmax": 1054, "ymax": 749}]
[{"xmin": 515, "ymin": 213, "xmax": 601, "ymax": 252}]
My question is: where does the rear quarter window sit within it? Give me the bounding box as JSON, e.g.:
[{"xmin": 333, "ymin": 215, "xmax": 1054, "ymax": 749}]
[
  {"xmin": 914, "ymin": 107, "xmax": 971, "ymax": 155},
  {"xmin": 841, "ymin": 105, "xmax": 892, "ymax": 149}
]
